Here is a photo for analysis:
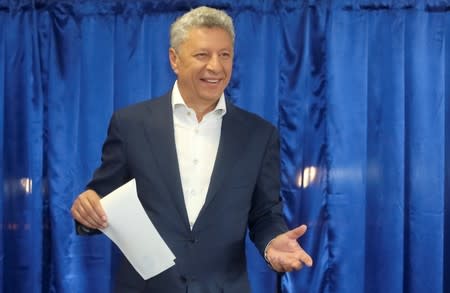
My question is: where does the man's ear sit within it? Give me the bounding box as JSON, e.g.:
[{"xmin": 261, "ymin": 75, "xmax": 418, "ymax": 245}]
[{"xmin": 169, "ymin": 48, "xmax": 179, "ymax": 74}]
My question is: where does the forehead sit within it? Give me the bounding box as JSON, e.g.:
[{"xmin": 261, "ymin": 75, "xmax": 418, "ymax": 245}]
[{"xmin": 182, "ymin": 27, "xmax": 233, "ymax": 49}]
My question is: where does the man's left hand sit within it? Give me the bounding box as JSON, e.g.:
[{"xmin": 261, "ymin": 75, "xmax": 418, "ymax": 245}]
[{"xmin": 265, "ymin": 224, "xmax": 313, "ymax": 272}]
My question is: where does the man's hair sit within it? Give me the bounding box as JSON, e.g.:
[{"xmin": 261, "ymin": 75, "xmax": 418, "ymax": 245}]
[{"xmin": 170, "ymin": 6, "xmax": 235, "ymax": 51}]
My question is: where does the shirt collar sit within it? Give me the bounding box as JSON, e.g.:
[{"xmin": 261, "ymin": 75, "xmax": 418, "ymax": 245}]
[{"xmin": 171, "ymin": 81, "xmax": 227, "ymax": 117}]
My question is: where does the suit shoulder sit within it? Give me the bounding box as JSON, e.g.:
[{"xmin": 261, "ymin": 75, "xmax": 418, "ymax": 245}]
[
  {"xmin": 113, "ymin": 93, "xmax": 169, "ymax": 120},
  {"xmin": 228, "ymin": 102, "xmax": 277, "ymax": 131}
]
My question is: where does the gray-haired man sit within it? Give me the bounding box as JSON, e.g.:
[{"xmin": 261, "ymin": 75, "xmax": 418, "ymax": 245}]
[{"xmin": 71, "ymin": 6, "xmax": 312, "ymax": 292}]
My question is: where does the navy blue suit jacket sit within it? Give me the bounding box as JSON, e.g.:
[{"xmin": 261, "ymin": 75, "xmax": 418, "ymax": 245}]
[{"xmin": 85, "ymin": 92, "xmax": 288, "ymax": 293}]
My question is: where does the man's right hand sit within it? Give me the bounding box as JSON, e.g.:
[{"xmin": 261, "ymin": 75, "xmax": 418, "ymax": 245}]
[{"xmin": 70, "ymin": 189, "xmax": 108, "ymax": 229}]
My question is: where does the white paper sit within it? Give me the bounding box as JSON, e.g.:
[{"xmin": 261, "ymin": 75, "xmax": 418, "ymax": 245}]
[{"xmin": 99, "ymin": 179, "xmax": 176, "ymax": 280}]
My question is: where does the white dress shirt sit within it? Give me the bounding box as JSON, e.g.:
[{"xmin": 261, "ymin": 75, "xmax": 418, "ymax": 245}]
[{"xmin": 172, "ymin": 82, "xmax": 226, "ymax": 229}]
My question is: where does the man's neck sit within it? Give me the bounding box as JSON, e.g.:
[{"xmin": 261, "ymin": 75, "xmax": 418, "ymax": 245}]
[
  {"xmin": 178, "ymin": 92, "xmax": 220, "ymax": 122},
  {"xmin": 188, "ymin": 101, "xmax": 218, "ymax": 122}
]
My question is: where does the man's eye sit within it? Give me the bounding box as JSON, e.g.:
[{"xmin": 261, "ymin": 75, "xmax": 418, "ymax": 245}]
[
  {"xmin": 220, "ymin": 53, "xmax": 231, "ymax": 59},
  {"xmin": 195, "ymin": 53, "xmax": 208, "ymax": 58}
]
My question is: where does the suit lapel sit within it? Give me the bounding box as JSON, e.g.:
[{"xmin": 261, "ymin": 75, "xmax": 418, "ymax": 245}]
[
  {"xmin": 142, "ymin": 93, "xmax": 190, "ymax": 230},
  {"xmin": 141, "ymin": 95, "xmax": 249, "ymax": 231},
  {"xmin": 196, "ymin": 102, "xmax": 248, "ymax": 224}
]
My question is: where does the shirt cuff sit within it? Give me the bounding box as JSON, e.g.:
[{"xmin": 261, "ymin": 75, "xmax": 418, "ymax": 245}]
[
  {"xmin": 264, "ymin": 239, "xmax": 274, "ymax": 264},
  {"xmin": 75, "ymin": 221, "xmax": 101, "ymax": 235}
]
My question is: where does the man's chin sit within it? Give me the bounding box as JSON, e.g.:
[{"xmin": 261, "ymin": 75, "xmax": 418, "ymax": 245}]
[
  {"xmin": 200, "ymin": 96, "xmax": 222, "ymax": 104},
  {"xmin": 199, "ymin": 91, "xmax": 224, "ymax": 102},
  {"xmin": 199, "ymin": 82, "xmax": 226, "ymax": 95}
]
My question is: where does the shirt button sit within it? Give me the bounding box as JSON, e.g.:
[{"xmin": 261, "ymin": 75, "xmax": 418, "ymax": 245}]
[
  {"xmin": 193, "ymin": 159, "xmax": 199, "ymax": 165},
  {"xmin": 194, "ymin": 128, "xmax": 199, "ymax": 134}
]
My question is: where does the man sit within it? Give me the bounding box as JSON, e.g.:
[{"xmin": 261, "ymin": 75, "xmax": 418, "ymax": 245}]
[{"xmin": 71, "ymin": 6, "xmax": 312, "ymax": 292}]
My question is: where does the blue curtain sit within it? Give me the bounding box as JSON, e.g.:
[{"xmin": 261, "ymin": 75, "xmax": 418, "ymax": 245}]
[{"xmin": 1, "ymin": 0, "xmax": 449, "ymax": 292}]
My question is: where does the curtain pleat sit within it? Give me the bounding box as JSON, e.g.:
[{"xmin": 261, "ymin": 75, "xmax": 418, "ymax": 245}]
[
  {"xmin": 278, "ymin": 4, "xmax": 329, "ymax": 293},
  {"xmin": 403, "ymin": 12, "xmax": 446, "ymax": 293},
  {"xmin": 363, "ymin": 11, "xmax": 406, "ymax": 293},
  {"xmin": 444, "ymin": 14, "xmax": 450, "ymax": 293},
  {"xmin": 0, "ymin": 7, "xmax": 5, "ymax": 291},
  {"xmin": 326, "ymin": 9, "xmax": 369, "ymax": 293},
  {"xmin": 3, "ymin": 8, "xmax": 45, "ymax": 293}
]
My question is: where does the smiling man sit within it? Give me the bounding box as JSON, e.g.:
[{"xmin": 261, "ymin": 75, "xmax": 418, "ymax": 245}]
[
  {"xmin": 71, "ymin": 6, "xmax": 312, "ymax": 293},
  {"xmin": 169, "ymin": 25, "xmax": 233, "ymax": 121}
]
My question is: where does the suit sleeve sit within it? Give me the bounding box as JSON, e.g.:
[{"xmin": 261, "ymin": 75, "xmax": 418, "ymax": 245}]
[
  {"xmin": 248, "ymin": 126, "xmax": 288, "ymax": 255},
  {"xmin": 86, "ymin": 112, "xmax": 131, "ymax": 194},
  {"xmin": 75, "ymin": 112, "xmax": 131, "ymax": 235}
]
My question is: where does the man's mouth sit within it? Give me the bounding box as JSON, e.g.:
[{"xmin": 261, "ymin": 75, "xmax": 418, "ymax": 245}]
[{"xmin": 201, "ymin": 78, "xmax": 220, "ymax": 84}]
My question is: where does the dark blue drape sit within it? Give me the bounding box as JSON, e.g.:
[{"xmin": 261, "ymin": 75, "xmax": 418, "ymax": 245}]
[{"xmin": 1, "ymin": 1, "xmax": 449, "ymax": 292}]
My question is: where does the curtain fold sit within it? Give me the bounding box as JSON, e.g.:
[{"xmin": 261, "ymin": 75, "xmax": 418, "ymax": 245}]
[
  {"xmin": 363, "ymin": 10, "xmax": 406, "ymax": 293},
  {"xmin": 444, "ymin": 15, "xmax": 450, "ymax": 293},
  {"xmin": 403, "ymin": 11, "xmax": 447, "ymax": 293},
  {"xmin": 1, "ymin": 1, "xmax": 449, "ymax": 292},
  {"xmin": 278, "ymin": 3, "xmax": 329, "ymax": 293},
  {"xmin": 2, "ymin": 5, "xmax": 45, "ymax": 292},
  {"xmin": 326, "ymin": 8, "xmax": 369, "ymax": 293},
  {"xmin": 0, "ymin": 6, "xmax": 5, "ymax": 290}
]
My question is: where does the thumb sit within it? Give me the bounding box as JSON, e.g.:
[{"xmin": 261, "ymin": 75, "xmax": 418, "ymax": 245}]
[{"xmin": 286, "ymin": 224, "xmax": 307, "ymax": 240}]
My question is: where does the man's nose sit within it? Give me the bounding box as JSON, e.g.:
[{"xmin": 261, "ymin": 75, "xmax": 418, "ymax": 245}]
[{"xmin": 206, "ymin": 55, "xmax": 221, "ymax": 72}]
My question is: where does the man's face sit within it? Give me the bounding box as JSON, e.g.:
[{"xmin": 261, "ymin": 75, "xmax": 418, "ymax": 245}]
[{"xmin": 169, "ymin": 27, "xmax": 233, "ymax": 107}]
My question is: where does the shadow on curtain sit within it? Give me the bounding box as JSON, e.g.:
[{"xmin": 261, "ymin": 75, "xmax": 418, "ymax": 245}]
[{"xmin": 1, "ymin": 0, "xmax": 449, "ymax": 292}]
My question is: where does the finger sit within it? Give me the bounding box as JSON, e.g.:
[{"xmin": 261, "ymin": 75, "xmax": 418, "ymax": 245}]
[
  {"xmin": 272, "ymin": 264, "xmax": 284, "ymax": 273},
  {"xmin": 302, "ymin": 254, "xmax": 313, "ymax": 267},
  {"xmin": 269, "ymin": 252, "xmax": 302, "ymax": 272},
  {"xmin": 267, "ymin": 254, "xmax": 286, "ymax": 273},
  {"xmin": 71, "ymin": 209, "xmax": 98, "ymax": 229},
  {"xmin": 73, "ymin": 196, "xmax": 107, "ymax": 228},
  {"xmin": 79, "ymin": 196, "xmax": 107, "ymax": 227},
  {"xmin": 71, "ymin": 208, "xmax": 86, "ymax": 225},
  {"xmin": 286, "ymin": 224, "xmax": 307, "ymax": 240},
  {"xmin": 290, "ymin": 260, "xmax": 303, "ymax": 271},
  {"xmin": 295, "ymin": 249, "xmax": 313, "ymax": 267},
  {"xmin": 280, "ymin": 258, "xmax": 303, "ymax": 272},
  {"xmin": 86, "ymin": 194, "xmax": 107, "ymax": 222},
  {"xmin": 279, "ymin": 245, "xmax": 313, "ymax": 268},
  {"xmin": 83, "ymin": 213, "xmax": 101, "ymax": 229},
  {"xmin": 280, "ymin": 263, "xmax": 292, "ymax": 272},
  {"xmin": 276, "ymin": 257, "xmax": 290, "ymax": 272},
  {"xmin": 73, "ymin": 202, "xmax": 102, "ymax": 229},
  {"xmin": 280, "ymin": 259, "xmax": 298, "ymax": 272},
  {"xmin": 80, "ymin": 204, "xmax": 107, "ymax": 228}
]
